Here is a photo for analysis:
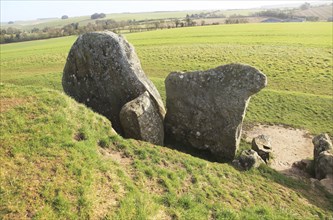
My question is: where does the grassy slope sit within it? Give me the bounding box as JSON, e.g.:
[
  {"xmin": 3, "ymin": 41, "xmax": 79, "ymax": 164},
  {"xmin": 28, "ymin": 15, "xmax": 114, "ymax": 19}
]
[
  {"xmin": 1, "ymin": 22, "xmax": 332, "ymax": 134},
  {"xmin": 1, "ymin": 84, "xmax": 332, "ymax": 219},
  {"xmin": 294, "ymin": 5, "xmax": 333, "ymax": 20}
]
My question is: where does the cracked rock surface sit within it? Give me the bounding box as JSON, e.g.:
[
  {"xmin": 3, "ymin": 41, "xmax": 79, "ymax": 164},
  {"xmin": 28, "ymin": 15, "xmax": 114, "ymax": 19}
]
[
  {"xmin": 120, "ymin": 91, "xmax": 164, "ymax": 145},
  {"xmin": 62, "ymin": 31, "xmax": 165, "ymax": 135},
  {"xmin": 165, "ymin": 63, "xmax": 267, "ymax": 161}
]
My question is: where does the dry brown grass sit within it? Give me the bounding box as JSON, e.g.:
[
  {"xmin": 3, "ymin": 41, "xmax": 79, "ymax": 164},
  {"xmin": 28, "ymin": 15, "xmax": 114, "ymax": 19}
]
[{"xmin": 0, "ymin": 98, "xmax": 27, "ymax": 113}]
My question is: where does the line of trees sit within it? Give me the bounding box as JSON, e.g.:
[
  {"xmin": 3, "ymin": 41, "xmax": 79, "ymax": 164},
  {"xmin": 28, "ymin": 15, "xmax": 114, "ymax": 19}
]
[
  {"xmin": 2, "ymin": 7, "xmax": 323, "ymax": 44},
  {"xmin": 91, "ymin": 13, "xmax": 106, "ymax": 19},
  {"xmin": 188, "ymin": 11, "xmax": 226, "ymax": 19},
  {"xmin": 225, "ymin": 18, "xmax": 248, "ymax": 24},
  {"xmin": 253, "ymin": 8, "xmax": 319, "ymax": 21},
  {"xmin": 0, "ymin": 19, "xmax": 130, "ymax": 44},
  {"xmin": 254, "ymin": 10, "xmax": 294, "ymax": 19},
  {"xmin": 1, "ymin": 13, "xmax": 214, "ymax": 43}
]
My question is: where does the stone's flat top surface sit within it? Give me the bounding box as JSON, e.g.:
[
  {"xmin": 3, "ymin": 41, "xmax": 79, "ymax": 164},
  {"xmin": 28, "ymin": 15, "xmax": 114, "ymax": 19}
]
[{"xmin": 167, "ymin": 63, "xmax": 267, "ymax": 96}]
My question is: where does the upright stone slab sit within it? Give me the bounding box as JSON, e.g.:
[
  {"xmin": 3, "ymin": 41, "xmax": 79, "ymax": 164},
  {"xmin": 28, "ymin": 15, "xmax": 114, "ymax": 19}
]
[
  {"xmin": 312, "ymin": 133, "xmax": 333, "ymax": 180},
  {"xmin": 313, "ymin": 133, "xmax": 332, "ymax": 160},
  {"xmin": 252, "ymin": 135, "xmax": 272, "ymax": 163},
  {"xmin": 164, "ymin": 63, "xmax": 267, "ymax": 161},
  {"xmin": 62, "ymin": 31, "xmax": 165, "ymax": 134},
  {"xmin": 120, "ymin": 91, "xmax": 164, "ymax": 145},
  {"xmin": 315, "ymin": 150, "xmax": 333, "ymax": 180}
]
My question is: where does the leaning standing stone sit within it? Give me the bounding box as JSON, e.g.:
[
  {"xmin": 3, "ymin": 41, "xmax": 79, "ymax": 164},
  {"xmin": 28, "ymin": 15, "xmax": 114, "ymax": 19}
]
[
  {"xmin": 164, "ymin": 64, "xmax": 267, "ymax": 161},
  {"xmin": 62, "ymin": 31, "xmax": 165, "ymax": 135},
  {"xmin": 120, "ymin": 92, "xmax": 164, "ymax": 145}
]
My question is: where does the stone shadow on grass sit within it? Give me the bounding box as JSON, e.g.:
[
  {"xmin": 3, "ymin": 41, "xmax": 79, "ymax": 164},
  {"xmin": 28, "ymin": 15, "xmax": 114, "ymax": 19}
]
[
  {"xmin": 257, "ymin": 165, "xmax": 333, "ymax": 214},
  {"xmin": 163, "ymin": 142, "xmax": 228, "ymax": 163}
]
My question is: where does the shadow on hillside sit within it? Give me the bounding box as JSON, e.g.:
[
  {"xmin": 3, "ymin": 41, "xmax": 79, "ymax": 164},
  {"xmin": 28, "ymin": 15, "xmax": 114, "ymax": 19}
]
[
  {"xmin": 257, "ymin": 165, "xmax": 333, "ymax": 213},
  {"xmin": 160, "ymin": 139, "xmax": 333, "ymax": 213},
  {"xmin": 164, "ymin": 141, "xmax": 333, "ymax": 212},
  {"xmin": 163, "ymin": 143, "xmax": 224, "ymax": 163}
]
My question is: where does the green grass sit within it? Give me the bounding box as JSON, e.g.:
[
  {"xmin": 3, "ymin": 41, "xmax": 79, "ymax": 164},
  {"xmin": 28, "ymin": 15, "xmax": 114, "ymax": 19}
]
[
  {"xmin": 1, "ymin": 22, "xmax": 333, "ymax": 219},
  {"xmin": 246, "ymin": 89, "xmax": 332, "ymax": 134},
  {"xmin": 1, "ymin": 84, "xmax": 332, "ymax": 219},
  {"xmin": 1, "ymin": 23, "xmax": 332, "ymax": 135}
]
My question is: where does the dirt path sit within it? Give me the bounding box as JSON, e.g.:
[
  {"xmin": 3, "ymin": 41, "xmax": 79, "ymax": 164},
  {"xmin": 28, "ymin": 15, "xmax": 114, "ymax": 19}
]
[{"xmin": 243, "ymin": 124, "xmax": 313, "ymax": 178}]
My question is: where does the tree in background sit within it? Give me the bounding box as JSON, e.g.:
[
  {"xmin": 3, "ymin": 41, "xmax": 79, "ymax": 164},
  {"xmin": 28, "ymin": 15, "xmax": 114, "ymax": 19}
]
[
  {"xmin": 174, "ymin": 19, "xmax": 180, "ymax": 28},
  {"xmin": 300, "ymin": 2, "xmax": 311, "ymax": 10},
  {"xmin": 153, "ymin": 21, "xmax": 160, "ymax": 29},
  {"xmin": 61, "ymin": 15, "xmax": 69, "ymax": 19},
  {"xmin": 91, "ymin": 13, "xmax": 106, "ymax": 19},
  {"xmin": 31, "ymin": 28, "xmax": 40, "ymax": 33},
  {"xmin": 185, "ymin": 14, "xmax": 192, "ymax": 26},
  {"xmin": 91, "ymin": 13, "xmax": 100, "ymax": 19}
]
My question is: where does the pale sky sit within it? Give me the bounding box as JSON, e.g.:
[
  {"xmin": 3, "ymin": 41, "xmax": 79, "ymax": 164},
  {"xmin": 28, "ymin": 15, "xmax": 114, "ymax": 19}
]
[{"xmin": 0, "ymin": 1, "xmax": 331, "ymax": 22}]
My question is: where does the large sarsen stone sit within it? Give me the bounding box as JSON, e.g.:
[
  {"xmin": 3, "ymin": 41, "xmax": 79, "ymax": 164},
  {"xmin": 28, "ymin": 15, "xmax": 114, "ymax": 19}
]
[
  {"xmin": 62, "ymin": 31, "xmax": 165, "ymax": 134},
  {"xmin": 164, "ymin": 64, "xmax": 267, "ymax": 161}
]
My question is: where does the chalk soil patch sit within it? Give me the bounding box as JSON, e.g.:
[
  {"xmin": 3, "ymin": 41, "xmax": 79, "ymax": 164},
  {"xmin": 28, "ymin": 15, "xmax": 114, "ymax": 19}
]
[{"xmin": 243, "ymin": 124, "xmax": 313, "ymax": 178}]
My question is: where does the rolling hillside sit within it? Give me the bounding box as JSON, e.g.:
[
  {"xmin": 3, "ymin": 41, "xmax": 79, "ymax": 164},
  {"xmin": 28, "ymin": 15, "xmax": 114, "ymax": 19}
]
[
  {"xmin": 1, "ymin": 22, "xmax": 333, "ymax": 219},
  {"xmin": 294, "ymin": 5, "xmax": 333, "ymax": 20},
  {"xmin": 1, "ymin": 9, "xmax": 261, "ymax": 31},
  {"xmin": 1, "ymin": 83, "xmax": 332, "ymax": 219},
  {"xmin": 1, "ymin": 10, "xmax": 206, "ymax": 30}
]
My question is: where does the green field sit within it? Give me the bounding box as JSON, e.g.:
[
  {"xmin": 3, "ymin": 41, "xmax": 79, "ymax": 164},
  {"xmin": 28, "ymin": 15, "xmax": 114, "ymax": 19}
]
[
  {"xmin": 1, "ymin": 22, "xmax": 333, "ymax": 219},
  {"xmin": 1, "ymin": 22, "xmax": 332, "ymax": 134}
]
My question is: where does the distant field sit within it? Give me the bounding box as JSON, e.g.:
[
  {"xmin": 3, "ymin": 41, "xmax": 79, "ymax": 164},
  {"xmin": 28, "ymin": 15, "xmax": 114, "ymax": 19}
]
[
  {"xmin": 294, "ymin": 5, "xmax": 333, "ymax": 20},
  {"xmin": 1, "ymin": 10, "xmax": 204, "ymax": 30},
  {"xmin": 1, "ymin": 22, "xmax": 332, "ymax": 134},
  {"xmin": 1, "ymin": 8, "xmax": 260, "ymax": 31}
]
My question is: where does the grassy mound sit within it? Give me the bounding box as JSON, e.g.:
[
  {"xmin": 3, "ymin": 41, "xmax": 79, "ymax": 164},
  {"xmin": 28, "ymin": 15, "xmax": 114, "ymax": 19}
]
[{"xmin": 1, "ymin": 83, "xmax": 332, "ymax": 219}]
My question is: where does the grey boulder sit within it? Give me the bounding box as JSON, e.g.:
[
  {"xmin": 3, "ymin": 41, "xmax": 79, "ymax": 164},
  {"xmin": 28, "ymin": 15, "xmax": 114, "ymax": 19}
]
[
  {"xmin": 62, "ymin": 31, "xmax": 165, "ymax": 135},
  {"xmin": 164, "ymin": 64, "xmax": 267, "ymax": 161},
  {"xmin": 251, "ymin": 134, "xmax": 272, "ymax": 163},
  {"xmin": 120, "ymin": 91, "xmax": 164, "ymax": 145},
  {"xmin": 313, "ymin": 133, "xmax": 332, "ymax": 160},
  {"xmin": 293, "ymin": 159, "xmax": 312, "ymax": 171},
  {"xmin": 315, "ymin": 150, "xmax": 333, "ymax": 180},
  {"xmin": 318, "ymin": 177, "xmax": 333, "ymax": 195},
  {"xmin": 233, "ymin": 150, "xmax": 265, "ymax": 170}
]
